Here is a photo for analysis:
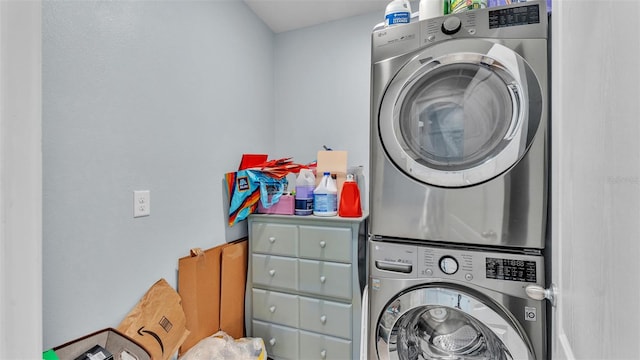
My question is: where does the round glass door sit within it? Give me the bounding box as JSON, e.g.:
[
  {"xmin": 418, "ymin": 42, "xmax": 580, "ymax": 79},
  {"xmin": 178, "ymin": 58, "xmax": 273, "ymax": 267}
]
[
  {"xmin": 375, "ymin": 286, "xmax": 534, "ymax": 360},
  {"xmin": 379, "ymin": 40, "xmax": 543, "ymax": 187}
]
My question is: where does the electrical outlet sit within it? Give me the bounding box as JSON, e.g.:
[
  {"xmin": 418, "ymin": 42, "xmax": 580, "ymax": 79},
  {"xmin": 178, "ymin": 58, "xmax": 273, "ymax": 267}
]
[{"xmin": 133, "ymin": 190, "xmax": 150, "ymax": 218}]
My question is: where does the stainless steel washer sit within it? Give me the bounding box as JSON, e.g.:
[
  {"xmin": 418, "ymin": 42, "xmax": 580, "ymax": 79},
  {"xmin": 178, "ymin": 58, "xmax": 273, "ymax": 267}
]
[
  {"xmin": 369, "ymin": 240, "xmax": 546, "ymax": 359},
  {"xmin": 370, "ymin": 1, "xmax": 549, "ymax": 249}
]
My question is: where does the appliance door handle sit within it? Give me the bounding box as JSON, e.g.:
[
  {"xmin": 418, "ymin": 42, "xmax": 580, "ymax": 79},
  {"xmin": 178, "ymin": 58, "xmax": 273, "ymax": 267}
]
[
  {"xmin": 375, "ymin": 260, "xmax": 413, "ymax": 273},
  {"xmin": 525, "ymin": 284, "xmax": 558, "ymax": 307}
]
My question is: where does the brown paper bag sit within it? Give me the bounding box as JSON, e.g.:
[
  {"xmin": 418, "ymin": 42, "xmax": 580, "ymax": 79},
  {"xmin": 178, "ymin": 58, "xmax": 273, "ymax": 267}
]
[
  {"xmin": 117, "ymin": 279, "xmax": 190, "ymax": 360},
  {"xmin": 177, "ymin": 247, "xmax": 223, "ymax": 355},
  {"xmin": 219, "ymin": 240, "xmax": 248, "ymax": 339},
  {"xmin": 177, "ymin": 239, "xmax": 248, "ymax": 355}
]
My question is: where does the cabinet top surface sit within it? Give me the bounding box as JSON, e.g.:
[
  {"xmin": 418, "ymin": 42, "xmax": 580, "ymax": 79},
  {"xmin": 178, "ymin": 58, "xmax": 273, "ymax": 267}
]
[{"xmin": 249, "ymin": 212, "xmax": 368, "ymax": 224}]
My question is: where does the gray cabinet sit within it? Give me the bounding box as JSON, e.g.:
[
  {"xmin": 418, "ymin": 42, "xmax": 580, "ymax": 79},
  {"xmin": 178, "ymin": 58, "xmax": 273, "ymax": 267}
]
[{"xmin": 246, "ymin": 214, "xmax": 367, "ymax": 360}]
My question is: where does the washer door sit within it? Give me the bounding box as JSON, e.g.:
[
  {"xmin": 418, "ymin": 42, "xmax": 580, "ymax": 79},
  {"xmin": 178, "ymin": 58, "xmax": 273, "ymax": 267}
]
[
  {"xmin": 378, "ymin": 39, "xmax": 543, "ymax": 188},
  {"xmin": 376, "ymin": 285, "xmax": 534, "ymax": 360}
]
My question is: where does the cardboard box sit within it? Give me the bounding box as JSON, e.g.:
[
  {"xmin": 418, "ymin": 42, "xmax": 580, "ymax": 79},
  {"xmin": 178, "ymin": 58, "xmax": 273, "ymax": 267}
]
[
  {"xmin": 316, "ymin": 150, "xmax": 348, "ymax": 199},
  {"xmin": 48, "ymin": 328, "xmax": 150, "ymax": 360},
  {"xmin": 257, "ymin": 194, "xmax": 294, "ymax": 215}
]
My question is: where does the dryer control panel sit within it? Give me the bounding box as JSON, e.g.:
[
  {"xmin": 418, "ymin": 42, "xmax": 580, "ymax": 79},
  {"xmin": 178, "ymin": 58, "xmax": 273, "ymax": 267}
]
[{"xmin": 419, "ymin": 1, "xmax": 546, "ymax": 47}]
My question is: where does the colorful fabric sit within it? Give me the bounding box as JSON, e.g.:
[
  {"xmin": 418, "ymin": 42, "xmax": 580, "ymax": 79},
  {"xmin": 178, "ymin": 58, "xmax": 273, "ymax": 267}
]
[
  {"xmin": 225, "ymin": 170, "xmax": 288, "ymax": 227},
  {"xmin": 247, "ymin": 157, "xmax": 311, "ymax": 179}
]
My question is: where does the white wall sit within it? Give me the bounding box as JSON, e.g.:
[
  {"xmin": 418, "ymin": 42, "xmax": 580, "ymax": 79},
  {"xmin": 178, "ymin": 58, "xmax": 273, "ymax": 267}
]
[
  {"xmin": 552, "ymin": 0, "xmax": 640, "ymax": 358},
  {"xmin": 0, "ymin": 1, "xmax": 42, "ymax": 358},
  {"xmin": 273, "ymin": 12, "xmax": 382, "ymax": 197},
  {"xmin": 42, "ymin": 0, "xmax": 274, "ymax": 349},
  {"xmin": 35, "ymin": 0, "xmax": 640, "ymax": 356}
]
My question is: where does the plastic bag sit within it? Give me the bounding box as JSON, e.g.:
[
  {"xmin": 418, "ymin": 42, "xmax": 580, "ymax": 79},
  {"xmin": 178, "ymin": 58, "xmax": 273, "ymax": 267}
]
[
  {"xmin": 225, "ymin": 170, "xmax": 287, "ymax": 226},
  {"xmin": 179, "ymin": 331, "xmax": 266, "ymax": 360}
]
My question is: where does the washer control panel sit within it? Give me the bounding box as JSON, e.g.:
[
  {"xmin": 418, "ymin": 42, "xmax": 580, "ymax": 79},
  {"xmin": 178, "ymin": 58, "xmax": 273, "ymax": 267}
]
[
  {"xmin": 370, "ymin": 240, "xmax": 545, "ymax": 295},
  {"xmin": 486, "ymin": 257, "xmax": 537, "ymax": 282},
  {"xmin": 417, "ymin": 244, "xmax": 545, "ymax": 295}
]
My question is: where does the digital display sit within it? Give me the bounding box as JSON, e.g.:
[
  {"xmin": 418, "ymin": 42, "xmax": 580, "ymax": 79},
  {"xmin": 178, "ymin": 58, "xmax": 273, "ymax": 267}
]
[
  {"xmin": 486, "ymin": 257, "xmax": 537, "ymax": 282},
  {"xmin": 489, "ymin": 4, "xmax": 540, "ymax": 29}
]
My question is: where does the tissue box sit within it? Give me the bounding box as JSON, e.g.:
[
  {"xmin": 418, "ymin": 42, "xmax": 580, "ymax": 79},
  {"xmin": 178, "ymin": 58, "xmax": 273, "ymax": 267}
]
[{"xmin": 257, "ymin": 194, "xmax": 294, "ymax": 215}]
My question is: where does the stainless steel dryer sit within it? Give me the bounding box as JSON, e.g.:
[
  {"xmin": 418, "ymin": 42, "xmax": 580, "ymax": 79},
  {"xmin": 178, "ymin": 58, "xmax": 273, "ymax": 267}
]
[
  {"xmin": 369, "ymin": 240, "xmax": 547, "ymax": 360},
  {"xmin": 370, "ymin": 1, "xmax": 549, "ymax": 249}
]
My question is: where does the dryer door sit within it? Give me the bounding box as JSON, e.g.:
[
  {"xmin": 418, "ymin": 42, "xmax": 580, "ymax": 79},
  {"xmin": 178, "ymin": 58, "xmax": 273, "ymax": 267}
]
[
  {"xmin": 375, "ymin": 285, "xmax": 534, "ymax": 360},
  {"xmin": 378, "ymin": 39, "xmax": 543, "ymax": 188}
]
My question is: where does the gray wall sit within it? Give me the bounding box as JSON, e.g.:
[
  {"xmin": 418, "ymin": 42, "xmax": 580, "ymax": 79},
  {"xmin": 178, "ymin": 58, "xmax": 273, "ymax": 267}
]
[
  {"xmin": 42, "ymin": 0, "xmax": 381, "ymax": 351},
  {"xmin": 42, "ymin": 0, "xmax": 274, "ymax": 348},
  {"xmin": 273, "ymin": 12, "xmax": 381, "ymax": 203}
]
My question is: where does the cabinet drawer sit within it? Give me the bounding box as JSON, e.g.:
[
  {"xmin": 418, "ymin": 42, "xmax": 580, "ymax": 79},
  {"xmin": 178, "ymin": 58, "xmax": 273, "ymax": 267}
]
[
  {"xmin": 299, "ymin": 259, "xmax": 352, "ymax": 300},
  {"xmin": 252, "ymin": 288, "xmax": 298, "ymax": 328},
  {"xmin": 299, "ymin": 330, "xmax": 352, "ymax": 360},
  {"xmin": 299, "ymin": 226, "xmax": 352, "ymax": 263},
  {"xmin": 252, "ymin": 222, "xmax": 298, "ymax": 256},
  {"xmin": 299, "ymin": 296, "xmax": 352, "ymax": 339},
  {"xmin": 252, "ymin": 254, "xmax": 297, "ymax": 292},
  {"xmin": 252, "ymin": 320, "xmax": 298, "ymax": 360}
]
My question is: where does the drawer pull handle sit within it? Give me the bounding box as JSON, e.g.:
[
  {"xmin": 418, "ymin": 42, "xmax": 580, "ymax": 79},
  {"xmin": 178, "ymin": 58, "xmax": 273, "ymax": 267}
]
[
  {"xmin": 320, "ymin": 315, "xmax": 327, "ymax": 324},
  {"xmin": 319, "ymin": 240, "xmax": 326, "ymax": 248},
  {"xmin": 320, "ymin": 276, "xmax": 326, "ymax": 283},
  {"xmin": 269, "ymin": 269, "xmax": 276, "ymax": 277},
  {"xmin": 269, "ymin": 338, "xmax": 276, "ymax": 346},
  {"xmin": 268, "ymin": 236, "xmax": 276, "ymax": 243},
  {"xmin": 269, "ymin": 305, "xmax": 276, "ymax": 313},
  {"xmin": 320, "ymin": 350, "xmax": 327, "ymax": 358}
]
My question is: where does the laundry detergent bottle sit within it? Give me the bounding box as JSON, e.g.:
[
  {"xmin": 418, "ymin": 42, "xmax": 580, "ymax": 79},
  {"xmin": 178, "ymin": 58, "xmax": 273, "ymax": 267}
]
[
  {"xmin": 294, "ymin": 169, "xmax": 315, "ymax": 216},
  {"xmin": 313, "ymin": 172, "xmax": 338, "ymax": 217},
  {"xmin": 385, "ymin": 0, "xmax": 412, "ymax": 27},
  {"xmin": 419, "ymin": 0, "xmax": 445, "ymax": 20},
  {"xmin": 338, "ymin": 174, "xmax": 363, "ymax": 218}
]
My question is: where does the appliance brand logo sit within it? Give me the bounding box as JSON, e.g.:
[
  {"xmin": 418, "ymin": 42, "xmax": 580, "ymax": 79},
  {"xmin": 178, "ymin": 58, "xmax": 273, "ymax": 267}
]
[{"xmin": 524, "ymin": 306, "xmax": 537, "ymax": 321}]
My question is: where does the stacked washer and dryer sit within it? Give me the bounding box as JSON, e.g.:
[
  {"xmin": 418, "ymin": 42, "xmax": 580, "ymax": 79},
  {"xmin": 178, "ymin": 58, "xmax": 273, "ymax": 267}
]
[{"xmin": 368, "ymin": 1, "xmax": 550, "ymax": 359}]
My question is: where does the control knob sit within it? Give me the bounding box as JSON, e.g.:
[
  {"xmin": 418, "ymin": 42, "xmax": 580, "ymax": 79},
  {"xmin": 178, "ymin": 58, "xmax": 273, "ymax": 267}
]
[
  {"xmin": 442, "ymin": 16, "xmax": 462, "ymax": 35},
  {"xmin": 439, "ymin": 256, "xmax": 458, "ymax": 275}
]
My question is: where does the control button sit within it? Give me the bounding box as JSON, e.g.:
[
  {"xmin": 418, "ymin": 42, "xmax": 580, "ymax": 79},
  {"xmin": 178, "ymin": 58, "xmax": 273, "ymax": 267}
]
[
  {"xmin": 442, "ymin": 17, "xmax": 462, "ymax": 35},
  {"xmin": 427, "ymin": 35, "xmax": 436, "ymax": 42},
  {"xmin": 465, "ymin": 273, "xmax": 473, "ymax": 281},
  {"xmin": 426, "ymin": 268, "xmax": 433, "ymax": 276},
  {"xmin": 468, "ymin": 28, "xmax": 476, "ymax": 35}
]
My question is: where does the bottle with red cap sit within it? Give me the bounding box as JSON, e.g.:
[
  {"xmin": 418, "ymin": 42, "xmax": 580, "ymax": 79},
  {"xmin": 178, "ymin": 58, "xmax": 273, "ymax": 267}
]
[{"xmin": 338, "ymin": 174, "xmax": 363, "ymax": 218}]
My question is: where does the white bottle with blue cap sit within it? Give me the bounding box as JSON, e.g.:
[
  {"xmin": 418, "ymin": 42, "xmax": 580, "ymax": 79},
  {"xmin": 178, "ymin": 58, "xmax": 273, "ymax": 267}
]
[
  {"xmin": 313, "ymin": 172, "xmax": 338, "ymax": 217},
  {"xmin": 385, "ymin": 0, "xmax": 412, "ymax": 27}
]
